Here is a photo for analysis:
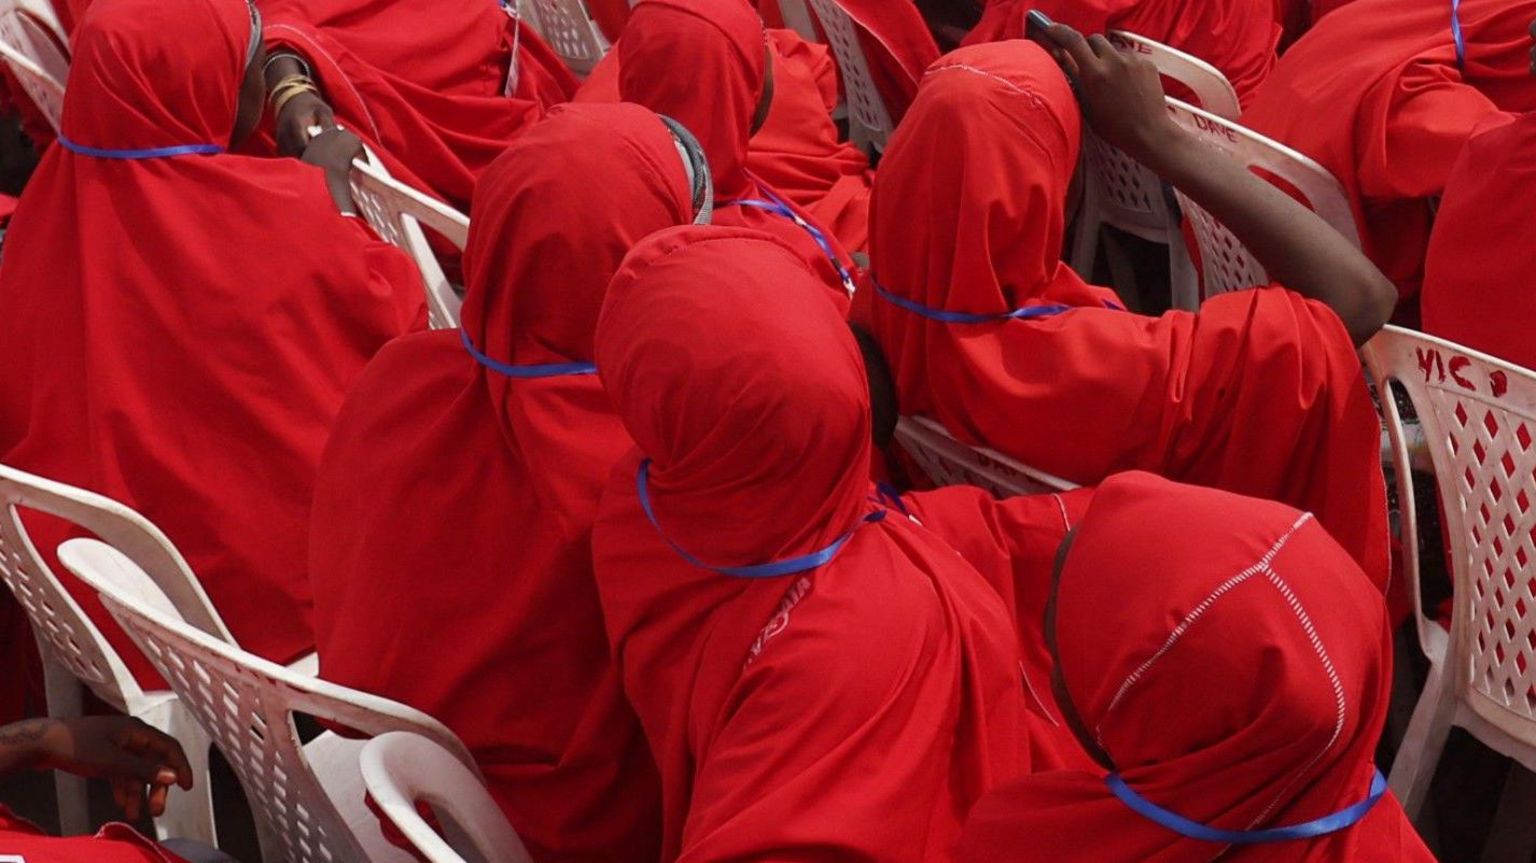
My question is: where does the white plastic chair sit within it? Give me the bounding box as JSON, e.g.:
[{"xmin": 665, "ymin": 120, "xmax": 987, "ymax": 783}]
[
  {"xmin": 1164, "ymin": 97, "xmax": 1358, "ymax": 302},
  {"xmin": 61, "ymin": 538, "xmax": 484, "ymax": 863},
  {"xmin": 517, "ymin": 0, "xmax": 609, "ymax": 76},
  {"xmin": 895, "ymin": 416, "xmax": 1076, "ymax": 497},
  {"xmin": 0, "ymin": 464, "xmax": 231, "ymax": 842},
  {"xmin": 349, "ymin": 155, "xmax": 469, "ymax": 330},
  {"xmin": 361, "ymin": 733, "xmax": 534, "ymax": 863},
  {"xmin": 804, "ymin": 0, "xmax": 893, "ymax": 154},
  {"xmin": 1360, "ymin": 328, "xmax": 1536, "ymax": 826},
  {"xmin": 773, "ymin": 0, "xmax": 820, "ymax": 42},
  {"xmin": 0, "ymin": 0, "xmax": 68, "ymax": 132},
  {"xmin": 1069, "ymin": 31, "xmax": 1240, "ymax": 312}
]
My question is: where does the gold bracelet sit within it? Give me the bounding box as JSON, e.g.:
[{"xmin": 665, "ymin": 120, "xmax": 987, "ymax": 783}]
[
  {"xmin": 271, "ymin": 82, "xmax": 318, "ymax": 117},
  {"xmin": 268, "ymin": 74, "xmax": 315, "ymax": 106}
]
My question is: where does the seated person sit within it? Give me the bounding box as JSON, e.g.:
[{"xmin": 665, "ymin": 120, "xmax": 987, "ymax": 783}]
[
  {"xmin": 861, "ymin": 34, "xmax": 1397, "ymax": 588},
  {"xmin": 591, "ymin": 225, "xmax": 1045, "ymax": 860},
  {"xmin": 307, "ymin": 103, "xmax": 709, "ymax": 862},
  {"xmin": 1244, "ymin": 0, "xmax": 1536, "ymax": 301},
  {"xmin": 0, "ymin": 0, "xmax": 425, "ymax": 687},
  {"xmin": 0, "ymin": 715, "xmax": 231, "ymax": 862},
  {"xmin": 1421, "ymin": 24, "xmax": 1536, "ymax": 369},
  {"xmin": 591, "ymin": 0, "xmax": 861, "ymax": 306},
  {"xmin": 958, "ymin": 472, "xmax": 1435, "ymax": 862}
]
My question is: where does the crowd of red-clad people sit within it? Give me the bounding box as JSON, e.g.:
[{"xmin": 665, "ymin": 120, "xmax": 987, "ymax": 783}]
[{"xmin": 0, "ymin": 0, "xmax": 1529, "ymax": 859}]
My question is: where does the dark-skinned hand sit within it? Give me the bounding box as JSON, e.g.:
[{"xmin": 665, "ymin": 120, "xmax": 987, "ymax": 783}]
[
  {"xmin": 300, "ymin": 127, "xmax": 365, "ymax": 179},
  {"xmin": 276, "ymin": 90, "xmax": 337, "ymax": 158},
  {"xmin": 1040, "ymin": 22, "xmax": 1177, "ymax": 163},
  {"xmin": 0, "ymin": 716, "xmax": 193, "ymax": 820}
]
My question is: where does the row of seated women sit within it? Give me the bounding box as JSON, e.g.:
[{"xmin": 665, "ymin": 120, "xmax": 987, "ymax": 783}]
[{"xmin": 0, "ymin": 0, "xmax": 1525, "ymax": 858}]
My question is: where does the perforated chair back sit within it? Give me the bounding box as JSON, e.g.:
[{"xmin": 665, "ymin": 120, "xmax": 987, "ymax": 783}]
[
  {"xmin": 1361, "ymin": 328, "xmax": 1536, "ymax": 814},
  {"xmin": 1068, "ymin": 32, "xmax": 1239, "ymax": 311},
  {"xmin": 804, "ymin": 0, "xmax": 893, "ymax": 153},
  {"xmin": 349, "ymin": 155, "xmax": 469, "ymax": 330},
  {"xmin": 0, "ymin": 0, "xmax": 66, "ymax": 132},
  {"xmin": 1164, "ymin": 97, "xmax": 1358, "ymax": 301},
  {"xmin": 0, "ymin": 464, "xmax": 231, "ymax": 840},
  {"xmin": 895, "ymin": 416, "xmax": 1076, "ymax": 497},
  {"xmin": 62, "ymin": 538, "xmax": 481, "ymax": 863},
  {"xmin": 518, "ymin": 0, "xmax": 609, "ymax": 75},
  {"xmin": 361, "ymin": 733, "xmax": 534, "ymax": 863}
]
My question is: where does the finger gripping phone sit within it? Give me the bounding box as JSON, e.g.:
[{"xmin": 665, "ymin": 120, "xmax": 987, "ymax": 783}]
[{"xmin": 1024, "ymin": 9, "xmax": 1054, "ymax": 42}]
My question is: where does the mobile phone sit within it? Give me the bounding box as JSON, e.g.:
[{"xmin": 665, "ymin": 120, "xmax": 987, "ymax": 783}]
[{"xmin": 1024, "ymin": 9, "xmax": 1054, "ymax": 43}]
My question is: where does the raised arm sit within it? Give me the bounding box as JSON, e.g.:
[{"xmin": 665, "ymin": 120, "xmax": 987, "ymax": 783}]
[{"xmin": 1044, "ymin": 25, "xmax": 1397, "ymax": 345}]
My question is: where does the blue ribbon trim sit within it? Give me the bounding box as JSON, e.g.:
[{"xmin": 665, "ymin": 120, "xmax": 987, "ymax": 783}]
[
  {"xmin": 58, "ymin": 136, "xmax": 222, "ymax": 160},
  {"xmin": 1450, "ymin": 0, "xmax": 1466, "ymax": 72},
  {"xmin": 722, "ymin": 188, "xmax": 857, "ymax": 295},
  {"xmin": 1107, "ymin": 769, "xmax": 1388, "ymax": 845},
  {"xmin": 636, "ymin": 458, "xmax": 884, "ymax": 578},
  {"xmin": 460, "ymin": 328, "xmax": 597, "ymax": 378}
]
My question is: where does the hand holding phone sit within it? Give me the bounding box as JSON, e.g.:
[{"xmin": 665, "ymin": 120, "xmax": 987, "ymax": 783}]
[{"xmin": 1024, "ymin": 9, "xmax": 1054, "ymax": 43}]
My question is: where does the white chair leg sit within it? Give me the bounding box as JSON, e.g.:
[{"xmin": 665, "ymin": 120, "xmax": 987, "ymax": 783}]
[
  {"xmin": 41, "ymin": 656, "xmax": 91, "ymax": 836},
  {"xmin": 1481, "ymin": 766, "xmax": 1536, "ymax": 863},
  {"xmin": 1389, "ymin": 661, "xmax": 1457, "ymax": 819},
  {"xmin": 135, "ymin": 698, "xmax": 217, "ymax": 845}
]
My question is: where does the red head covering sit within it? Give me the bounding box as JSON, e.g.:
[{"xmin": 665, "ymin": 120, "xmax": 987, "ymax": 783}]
[
  {"xmin": 616, "ymin": 0, "xmax": 857, "ymax": 304},
  {"xmin": 865, "ymin": 40, "xmax": 1390, "ymax": 588},
  {"xmin": 258, "ymin": 1, "xmax": 576, "ymax": 209},
  {"xmin": 0, "ymin": 808, "xmax": 192, "ymax": 863},
  {"xmin": 0, "ymin": 0, "xmax": 424, "ymax": 680},
  {"xmin": 592, "ymin": 225, "xmax": 1033, "ymax": 861},
  {"xmin": 308, "ymin": 103, "xmax": 696, "ymax": 862},
  {"xmin": 965, "ymin": 0, "xmax": 1279, "ymax": 106},
  {"xmin": 1422, "ymin": 111, "xmax": 1536, "ymax": 369},
  {"xmin": 1242, "ymin": 0, "xmax": 1536, "ymax": 298},
  {"xmin": 958, "ymin": 472, "xmax": 1434, "ymax": 862}
]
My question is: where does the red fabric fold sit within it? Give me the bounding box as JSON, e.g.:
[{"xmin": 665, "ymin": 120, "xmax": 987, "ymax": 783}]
[
  {"xmin": 0, "ymin": 807, "xmax": 192, "ymax": 863},
  {"xmin": 957, "ymin": 472, "xmax": 1435, "ymax": 863},
  {"xmin": 1243, "ymin": 0, "xmax": 1536, "ymax": 298},
  {"xmin": 1421, "ymin": 111, "xmax": 1536, "ymax": 370},
  {"xmin": 0, "ymin": 0, "xmax": 426, "ymax": 681},
  {"xmin": 865, "ymin": 41, "xmax": 1390, "ymax": 589},
  {"xmin": 309, "ymin": 103, "xmax": 688, "ymax": 863},
  {"xmin": 592, "ymin": 225, "xmax": 1034, "ymax": 861}
]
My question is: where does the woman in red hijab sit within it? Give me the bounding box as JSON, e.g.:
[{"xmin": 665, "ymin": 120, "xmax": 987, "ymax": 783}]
[
  {"xmin": 964, "ymin": 0, "xmax": 1279, "ymax": 107},
  {"xmin": 257, "ymin": 0, "xmax": 577, "ymax": 209},
  {"xmin": 863, "ymin": 36, "xmax": 1397, "ymax": 588},
  {"xmin": 957, "ymin": 472, "xmax": 1435, "ymax": 862},
  {"xmin": 1421, "ymin": 107, "xmax": 1536, "ymax": 370},
  {"xmin": 307, "ymin": 102, "xmax": 708, "ymax": 863},
  {"xmin": 1243, "ymin": 0, "xmax": 1536, "ymax": 302},
  {"xmin": 0, "ymin": 0, "xmax": 425, "ymax": 682},
  {"xmin": 592, "ymin": 225, "xmax": 1044, "ymax": 861},
  {"xmin": 605, "ymin": 0, "xmax": 860, "ymax": 306}
]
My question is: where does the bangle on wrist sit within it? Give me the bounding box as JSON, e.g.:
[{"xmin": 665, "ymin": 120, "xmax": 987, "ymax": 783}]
[
  {"xmin": 271, "ymin": 81, "xmax": 319, "ymax": 116},
  {"xmin": 263, "ymin": 51, "xmax": 312, "ymax": 80}
]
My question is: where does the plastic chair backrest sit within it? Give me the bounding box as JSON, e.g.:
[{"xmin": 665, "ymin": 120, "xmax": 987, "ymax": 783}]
[
  {"xmin": 361, "ymin": 733, "xmax": 534, "ymax": 863},
  {"xmin": 349, "ymin": 156, "xmax": 468, "ymax": 330},
  {"xmin": 1078, "ymin": 32, "xmax": 1240, "ymax": 241},
  {"xmin": 895, "ymin": 416, "xmax": 1076, "ymax": 497},
  {"xmin": 1164, "ymin": 97, "xmax": 1358, "ymax": 300},
  {"xmin": 0, "ymin": 464, "xmax": 234, "ymax": 710},
  {"xmin": 518, "ymin": 0, "xmax": 609, "ymax": 75},
  {"xmin": 0, "ymin": 0, "xmax": 66, "ymax": 132},
  {"xmin": 61, "ymin": 538, "xmax": 481, "ymax": 863},
  {"xmin": 774, "ymin": 0, "xmax": 820, "ymax": 42},
  {"xmin": 804, "ymin": 0, "xmax": 892, "ymax": 152},
  {"xmin": 1360, "ymin": 327, "xmax": 1536, "ymax": 747}
]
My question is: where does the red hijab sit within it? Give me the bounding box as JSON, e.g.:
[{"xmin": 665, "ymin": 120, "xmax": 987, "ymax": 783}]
[
  {"xmin": 592, "ymin": 226, "xmax": 1033, "ymax": 861},
  {"xmin": 0, "ymin": 0, "xmax": 424, "ymax": 681},
  {"xmin": 965, "ymin": 0, "xmax": 1279, "ymax": 107},
  {"xmin": 1243, "ymin": 0, "xmax": 1536, "ymax": 299},
  {"xmin": 259, "ymin": 1, "xmax": 575, "ymax": 209},
  {"xmin": 615, "ymin": 0, "xmax": 857, "ymax": 305},
  {"xmin": 865, "ymin": 41, "xmax": 1390, "ymax": 589},
  {"xmin": 958, "ymin": 472, "xmax": 1434, "ymax": 863},
  {"xmin": 1421, "ymin": 111, "xmax": 1536, "ymax": 370},
  {"xmin": 0, "ymin": 809, "xmax": 191, "ymax": 863},
  {"xmin": 308, "ymin": 103, "xmax": 695, "ymax": 863}
]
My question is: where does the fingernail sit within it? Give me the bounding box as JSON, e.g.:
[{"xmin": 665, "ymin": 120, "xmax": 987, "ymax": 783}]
[{"xmin": 157, "ymin": 768, "xmax": 176, "ymax": 784}]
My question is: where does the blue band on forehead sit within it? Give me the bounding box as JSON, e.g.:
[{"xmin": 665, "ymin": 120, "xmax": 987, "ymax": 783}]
[
  {"xmin": 1107, "ymin": 769, "xmax": 1388, "ymax": 845},
  {"xmin": 1450, "ymin": 0, "xmax": 1466, "ymax": 72},
  {"xmin": 460, "ymin": 328, "xmax": 598, "ymax": 378},
  {"xmin": 58, "ymin": 136, "xmax": 222, "ymax": 158}
]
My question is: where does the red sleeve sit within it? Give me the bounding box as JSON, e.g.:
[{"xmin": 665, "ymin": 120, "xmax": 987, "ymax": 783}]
[{"xmin": 1358, "ymin": 59, "xmax": 1500, "ymax": 199}]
